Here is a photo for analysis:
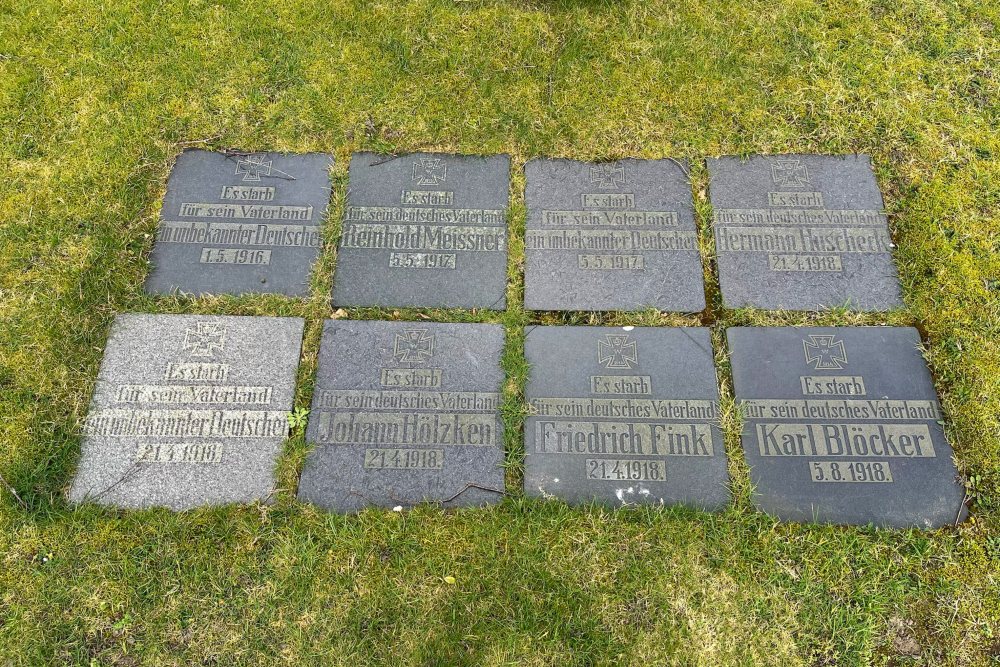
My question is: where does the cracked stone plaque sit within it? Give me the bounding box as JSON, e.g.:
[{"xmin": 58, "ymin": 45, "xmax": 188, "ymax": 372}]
[
  {"xmin": 332, "ymin": 152, "xmax": 509, "ymax": 309},
  {"xmin": 298, "ymin": 320, "xmax": 505, "ymax": 512},
  {"xmin": 524, "ymin": 326, "xmax": 728, "ymax": 509},
  {"xmin": 524, "ymin": 159, "xmax": 705, "ymax": 312},
  {"xmin": 69, "ymin": 314, "xmax": 304, "ymax": 510},
  {"xmin": 728, "ymin": 327, "xmax": 966, "ymax": 528},
  {"xmin": 145, "ymin": 150, "xmax": 333, "ymax": 296},
  {"xmin": 708, "ymin": 155, "xmax": 903, "ymax": 310}
]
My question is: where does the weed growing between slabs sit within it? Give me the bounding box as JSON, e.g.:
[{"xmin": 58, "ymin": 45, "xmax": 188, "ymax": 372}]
[{"xmin": 1, "ymin": 0, "xmax": 999, "ymax": 664}]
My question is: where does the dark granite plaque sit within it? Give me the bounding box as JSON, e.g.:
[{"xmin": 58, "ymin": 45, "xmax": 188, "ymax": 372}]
[
  {"xmin": 332, "ymin": 152, "xmax": 509, "ymax": 309},
  {"xmin": 69, "ymin": 314, "xmax": 304, "ymax": 509},
  {"xmin": 524, "ymin": 159, "xmax": 705, "ymax": 312},
  {"xmin": 298, "ymin": 320, "xmax": 505, "ymax": 512},
  {"xmin": 524, "ymin": 326, "xmax": 728, "ymax": 509},
  {"xmin": 145, "ymin": 150, "xmax": 333, "ymax": 296},
  {"xmin": 708, "ymin": 155, "xmax": 903, "ymax": 310},
  {"xmin": 728, "ymin": 327, "xmax": 966, "ymax": 528}
]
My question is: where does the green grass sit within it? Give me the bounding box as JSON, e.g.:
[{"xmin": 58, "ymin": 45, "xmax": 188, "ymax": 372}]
[{"xmin": 1, "ymin": 0, "xmax": 999, "ymax": 664}]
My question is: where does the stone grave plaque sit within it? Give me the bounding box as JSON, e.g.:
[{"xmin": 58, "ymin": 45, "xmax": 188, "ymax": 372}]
[
  {"xmin": 145, "ymin": 150, "xmax": 333, "ymax": 296},
  {"xmin": 69, "ymin": 314, "xmax": 304, "ymax": 510},
  {"xmin": 524, "ymin": 159, "xmax": 705, "ymax": 312},
  {"xmin": 728, "ymin": 327, "xmax": 966, "ymax": 527},
  {"xmin": 332, "ymin": 152, "xmax": 509, "ymax": 309},
  {"xmin": 524, "ymin": 326, "xmax": 728, "ymax": 509},
  {"xmin": 708, "ymin": 155, "xmax": 903, "ymax": 310},
  {"xmin": 298, "ymin": 320, "xmax": 505, "ymax": 512}
]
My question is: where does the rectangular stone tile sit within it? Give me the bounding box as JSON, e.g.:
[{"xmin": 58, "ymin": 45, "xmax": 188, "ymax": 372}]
[
  {"xmin": 332, "ymin": 152, "xmax": 509, "ymax": 309},
  {"xmin": 708, "ymin": 155, "xmax": 903, "ymax": 311},
  {"xmin": 728, "ymin": 326, "xmax": 966, "ymax": 528},
  {"xmin": 525, "ymin": 159, "xmax": 705, "ymax": 312},
  {"xmin": 298, "ymin": 320, "xmax": 505, "ymax": 512},
  {"xmin": 69, "ymin": 314, "xmax": 304, "ymax": 510},
  {"xmin": 524, "ymin": 326, "xmax": 728, "ymax": 509},
  {"xmin": 145, "ymin": 150, "xmax": 333, "ymax": 296}
]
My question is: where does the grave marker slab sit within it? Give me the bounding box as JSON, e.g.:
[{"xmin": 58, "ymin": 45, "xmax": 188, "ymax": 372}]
[
  {"xmin": 708, "ymin": 155, "xmax": 903, "ymax": 310},
  {"xmin": 298, "ymin": 320, "xmax": 505, "ymax": 512},
  {"xmin": 728, "ymin": 327, "xmax": 966, "ymax": 527},
  {"xmin": 525, "ymin": 159, "xmax": 705, "ymax": 312},
  {"xmin": 145, "ymin": 150, "xmax": 333, "ymax": 296},
  {"xmin": 524, "ymin": 326, "xmax": 728, "ymax": 509},
  {"xmin": 69, "ymin": 314, "xmax": 304, "ymax": 510},
  {"xmin": 332, "ymin": 152, "xmax": 509, "ymax": 309}
]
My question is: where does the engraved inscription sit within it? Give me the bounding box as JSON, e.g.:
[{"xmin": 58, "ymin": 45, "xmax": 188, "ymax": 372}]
[
  {"xmin": 756, "ymin": 423, "xmax": 935, "ymax": 457},
  {"xmin": 530, "ymin": 398, "xmax": 717, "ymax": 420},
  {"xmin": 740, "ymin": 399, "xmax": 940, "ymax": 421},
  {"xmin": 380, "ymin": 368, "xmax": 443, "ymax": 388},
  {"xmin": 768, "ymin": 253, "xmax": 842, "ymax": 272},
  {"xmin": 526, "ymin": 230, "xmax": 698, "ymax": 251},
  {"xmin": 768, "ymin": 192, "xmax": 824, "ymax": 208},
  {"xmin": 340, "ymin": 224, "xmax": 504, "ymax": 251},
  {"xmin": 317, "ymin": 412, "xmax": 496, "ymax": 446},
  {"xmin": 364, "ymin": 448, "xmax": 444, "ymax": 470},
  {"xmin": 157, "ymin": 222, "xmax": 321, "ymax": 247},
  {"xmin": 799, "ymin": 376, "xmax": 866, "ymax": 396},
  {"xmin": 179, "ymin": 203, "xmax": 313, "ymax": 220},
  {"xmin": 220, "ymin": 186, "xmax": 276, "ymax": 201},
  {"xmin": 388, "ymin": 252, "xmax": 456, "ymax": 269},
  {"xmin": 810, "ymin": 460, "xmax": 893, "ymax": 483},
  {"xmin": 401, "ymin": 190, "xmax": 454, "ymax": 206},
  {"xmin": 714, "ymin": 208, "xmax": 885, "ymax": 226},
  {"xmin": 136, "ymin": 442, "xmax": 224, "ymax": 464},
  {"xmin": 164, "ymin": 363, "xmax": 230, "ymax": 382},
  {"xmin": 715, "ymin": 226, "xmax": 891, "ymax": 253},
  {"xmin": 536, "ymin": 421, "xmax": 713, "ymax": 456},
  {"xmin": 84, "ymin": 409, "xmax": 289, "ymax": 437},
  {"xmin": 586, "ymin": 458, "xmax": 666, "ymax": 481},
  {"xmin": 541, "ymin": 210, "xmax": 678, "ymax": 227},
  {"xmin": 344, "ymin": 206, "xmax": 504, "ymax": 225},
  {"xmin": 200, "ymin": 248, "xmax": 271, "ymax": 265},
  {"xmin": 578, "ymin": 254, "xmax": 644, "ymax": 270},
  {"xmin": 316, "ymin": 390, "xmax": 499, "ymax": 412},
  {"xmin": 590, "ymin": 375, "xmax": 652, "ymax": 395},
  {"xmin": 115, "ymin": 384, "xmax": 273, "ymax": 405},
  {"xmin": 581, "ymin": 193, "xmax": 635, "ymax": 209}
]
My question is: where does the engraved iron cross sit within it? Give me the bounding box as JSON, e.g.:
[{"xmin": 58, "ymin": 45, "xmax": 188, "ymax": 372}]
[
  {"xmin": 235, "ymin": 154, "xmax": 273, "ymax": 182},
  {"xmin": 598, "ymin": 334, "xmax": 638, "ymax": 369},
  {"xmin": 183, "ymin": 322, "xmax": 227, "ymax": 358},
  {"xmin": 803, "ymin": 334, "xmax": 848, "ymax": 370},
  {"xmin": 393, "ymin": 329, "xmax": 435, "ymax": 364}
]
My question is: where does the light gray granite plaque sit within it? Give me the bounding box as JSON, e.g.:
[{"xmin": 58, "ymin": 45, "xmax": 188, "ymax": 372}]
[
  {"xmin": 332, "ymin": 152, "xmax": 509, "ymax": 309},
  {"xmin": 525, "ymin": 159, "xmax": 705, "ymax": 312},
  {"xmin": 69, "ymin": 314, "xmax": 304, "ymax": 509},
  {"xmin": 524, "ymin": 326, "xmax": 728, "ymax": 509},
  {"xmin": 298, "ymin": 320, "xmax": 506, "ymax": 512},
  {"xmin": 145, "ymin": 150, "xmax": 333, "ymax": 296},
  {"xmin": 708, "ymin": 154, "xmax": 903, "ymax": 310},
  {"xmin": 728, "ymin": 326, "xmax": 966, "ymax": 527}
]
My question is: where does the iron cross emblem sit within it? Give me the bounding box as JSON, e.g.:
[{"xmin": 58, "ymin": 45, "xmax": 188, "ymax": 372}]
[
  {"xmin": 598, "ymin": 334, "xmax": 638, "ymax": 369},
  {"xmin": 393, "ymin": 329, "xmax": 435, "ymax": 364},
  {"xmin": 234, "ymin": 154, "xmax": 273, "ymax": 182},
  {"xmin": 803, "ymin": 334, "xmax": 848, "ymax": 370},
  {"xmin": 183, "ymin": 322, "xmax": 227, "ymax": 358},
  {"xmin": 589, "ymin": 163, "xmax": 626, "ymax": 188},
  {"xmin": 770, "ymin": 158, "xmax": 810, "ymax": 188},
  {"xmin": 412, "ymin": 157, "xmax": 447, "ymax": 186}
]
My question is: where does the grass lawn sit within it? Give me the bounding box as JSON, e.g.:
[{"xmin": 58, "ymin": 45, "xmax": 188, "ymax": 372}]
[{"xmin": 1, "ymin": 0, "xmax": 999, "ymax": 664}]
